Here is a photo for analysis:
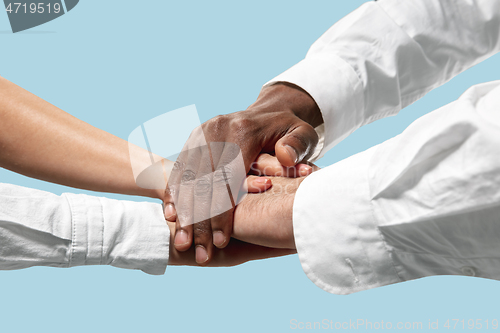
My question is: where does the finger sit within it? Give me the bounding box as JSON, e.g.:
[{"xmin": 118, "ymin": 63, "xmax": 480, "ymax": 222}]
[
  {"xmin": 309, "ymin": 163, "xmax": 321, "ymax": 172},
  {"xmin": 193, "ymin": 219, "xmax": 213, "ymax": 265},
  {"xmin": 207, "ymin": 141, "xmax": 232, "ymax": 248},
  {"xmin": 164, "ymin": 157, "xmax": 185, "ymax": 222},
  {"xmin": 209, "ymin": 209, "xmax": 232, "ymax": 250},
  {"xmin": 296, "ymin": 164, "xmax": 314, "ymax": 177},
  {"xmin": 275, "ymin": 121, "xmax": 319, "ymax": 167},
  {"xmin": 210, "ymin": 144, "xmax": 245, "ymax": 249},
  {"xmin": 165, "ymin": 148, "xmax": 191, "ymax": 222},
  {"xmin": 172, "ymin": 124, "xmax": 207, "ymax": 225},
  {"xmin": 243, "ymin": 175, "xmax": 272, "ymax": 193},
  {"xmin": 163, "ymin": 189, "xmax": 177, "ymax": 222},
  {"xmin": 249, "ymin": 153, "xmax": 313, "ymax": 177},
  {"xmin": 192, "ymin": 146, "xmax": 215, "ymax": 265},
  {"xmin": 173, "ymin": 147, "xmax": 200, "ymax": 251},
  {"xmin": 174, "ymin": 219, "xmax": 193, "ymax": 252},
  {"xmin": 209, "ymin": 165, "xmax": 234, "ymax": 249}
]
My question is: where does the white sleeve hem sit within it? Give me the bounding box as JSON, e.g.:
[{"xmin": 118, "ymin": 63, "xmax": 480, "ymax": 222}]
[
  {"xmin": 293, "ymin": 146, "xmax": 401, "ymax": 294},
  {"xmin": 64, "ymin": 193, "xmax": 170, "ymax": 275}
]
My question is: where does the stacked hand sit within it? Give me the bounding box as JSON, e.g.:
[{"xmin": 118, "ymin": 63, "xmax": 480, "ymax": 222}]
[
  {"xmin": 168, "ymin": 173, "xmax": 308, "ymax": 266},
  {"xmin": 164, "ymin": 83, "xmax": 323, "ymax": 265}
]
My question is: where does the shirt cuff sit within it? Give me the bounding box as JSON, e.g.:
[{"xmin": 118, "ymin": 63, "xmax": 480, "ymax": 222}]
[
  {"xmin": 265, "ymin": 54, "xmax": 364, "ymax": 160},
  {"xmin": 63, "ymin": 193, "xmax": 170, "ymax": 275},
  {"xmin": 292, "ymin": 146, "xmax": 401, "ymax": 294}
]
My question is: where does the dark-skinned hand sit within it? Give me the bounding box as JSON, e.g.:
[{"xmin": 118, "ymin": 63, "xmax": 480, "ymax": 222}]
[{"xmin": 164, "ymin": 83, "xmax": 323, "ymax": 265}]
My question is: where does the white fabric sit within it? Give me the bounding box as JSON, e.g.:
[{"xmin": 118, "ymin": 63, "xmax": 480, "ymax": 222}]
[
  {"xmin": 294, "ymin": 81, "xmax": 500, "ymax": 294},
  {"xmin": 0, "ymin": 183, "xmax": 170, "ymax": 274},
  {"xmin": 285, "ymin": 0, "xmax": 500, "ymax": 294},
  {"xmin": 268, "ymin": 0, "xmax": 500, "ymax": 160}
]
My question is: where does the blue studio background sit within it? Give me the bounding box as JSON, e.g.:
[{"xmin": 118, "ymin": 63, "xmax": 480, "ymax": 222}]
[{"xmin": 2, "ymin": 1, "xmax": 500, "ymax": 332}]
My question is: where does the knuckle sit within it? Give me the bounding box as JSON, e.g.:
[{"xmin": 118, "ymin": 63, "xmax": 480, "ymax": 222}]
[
  {"xmin": 296, "ymin": 124, "xmax": 319, "ymax": 144},
  {"xmin": 165, "ymin": 186, "xmax": 176, "ymax": 197},
  {"xmin": 194, "ymin": 177, "xmax": 212, "ymax": 196},
  {"xmin": 181, "ymin": 169, "xmax": 196, "ymax": 184},
  {"xmin": 229, "ymin": 117, "xmax": 253, "ymax": 134},
  {"xmin": 208, "ymin": 114, "xmax": 229, "ymax": 131},
  {"xmin": 289, "ymin": 132, "xmax": 309, "ymax": 150},
  {"xmin": 173, "ymin": 160, "xmax": 185, "ymax": 171}
]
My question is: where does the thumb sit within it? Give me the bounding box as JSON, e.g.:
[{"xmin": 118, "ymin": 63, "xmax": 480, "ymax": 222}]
[{"xmin": 275, "ymin": 121, "xmax": 319, "ymax": 167}]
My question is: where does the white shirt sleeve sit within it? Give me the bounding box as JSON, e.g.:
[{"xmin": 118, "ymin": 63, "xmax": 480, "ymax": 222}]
[
  {"xmin": 0, "ymin": 183, "xmax": 170, "ymax": 274},
  {"xmin": 293, "ymin": 81, "xmax": 500, "ymax": 294},
  {"xmin": 266, "ymin": 0, "xmax": 500, "ymax": 159}
]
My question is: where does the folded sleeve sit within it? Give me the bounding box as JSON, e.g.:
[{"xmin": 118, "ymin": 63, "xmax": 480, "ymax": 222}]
[
  {"xmin": 0, "ymin": 184, "xmax": 170, "ymax": 275},
  {"xmin": 266, "ymin": 0, "xmax": 500, "ymax": 159},
  {"xmin": 293, "ymin": 81, "xmax": 500, "ymax": 294}
]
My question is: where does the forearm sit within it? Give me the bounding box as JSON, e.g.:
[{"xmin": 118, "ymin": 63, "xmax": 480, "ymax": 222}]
[{"xmin": 0, "ymin": 76, "xmax": 163, "ymax": 200}]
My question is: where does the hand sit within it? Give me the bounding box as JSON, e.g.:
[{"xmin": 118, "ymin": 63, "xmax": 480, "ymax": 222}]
[
  {"xmin": 169, "ymin": 174, "xmax": 310, "ymax": 265},
  {"xmin": 165, "ymin": 83, "xmax": 323, "ymax": 265},
  {"xmin": 164, "ymin": 153, "xmax": 314, "ymax": 264},
  {"xmin": 167, "ymin": 221, "xmax": 296, "ymax": 266},
  {"xmin": 232, "ymin": 176, "xmax": 306, "ymax": 249}
]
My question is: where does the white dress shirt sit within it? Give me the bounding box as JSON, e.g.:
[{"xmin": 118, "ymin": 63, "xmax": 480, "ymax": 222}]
[
  {"xmin": 268, "ymin": 0, "xmax": 500, "ymax": 294},
  {"xmin": 0, "ymin": 183, "xmax": 169, "ymax": 274}
]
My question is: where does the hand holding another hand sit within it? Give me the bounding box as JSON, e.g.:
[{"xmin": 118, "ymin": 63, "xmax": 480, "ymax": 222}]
[
  {"xmin": 168, "ymin": 170, "xmax": 313, "ymax": 266},
  {"xmin": 164, "ymin": 83, "xmax": 323, "ymax": 265}
]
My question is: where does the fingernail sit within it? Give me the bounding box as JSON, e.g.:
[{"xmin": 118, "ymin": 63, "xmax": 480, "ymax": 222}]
[
  {"xmin": 174, "ymin": 230, "xmax": 189, "ymax": 246},
  {"xmin": 213, "ymin": 231, "xmax": 226, "ymax": 247},
  {"xmin": 196, "ymin": 246, "xmax": 209, "ymax": 264},
  {"xmin": 254, "ymin": 177, "xmax": 270, "ymax": 184},
  {"xmin": 284, "ymin": 145, "xmax": 298, "ymax": 164},
  {"xmin": 164, "ymin": 203, "xmax": 176, "ymax": 220},
  {"xmin": 298, "ymin": 164, "xmax": 312, "ymax": 176}
]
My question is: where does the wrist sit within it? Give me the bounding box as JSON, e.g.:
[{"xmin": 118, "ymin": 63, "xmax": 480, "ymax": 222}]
[{"xmin": 248, "ymin": 82, "xmax": 323, "ymax": 128}]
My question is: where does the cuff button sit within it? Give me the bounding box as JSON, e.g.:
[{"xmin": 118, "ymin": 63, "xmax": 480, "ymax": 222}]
[{"xmin": 460, "ymin": 266, "xmax": 476, "ymax": 277}]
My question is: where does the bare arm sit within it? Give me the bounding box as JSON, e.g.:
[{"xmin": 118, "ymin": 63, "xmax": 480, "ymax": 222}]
[{"xmin": 0, "ymin": 76, "xmax": 164, "ymax": 200}]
